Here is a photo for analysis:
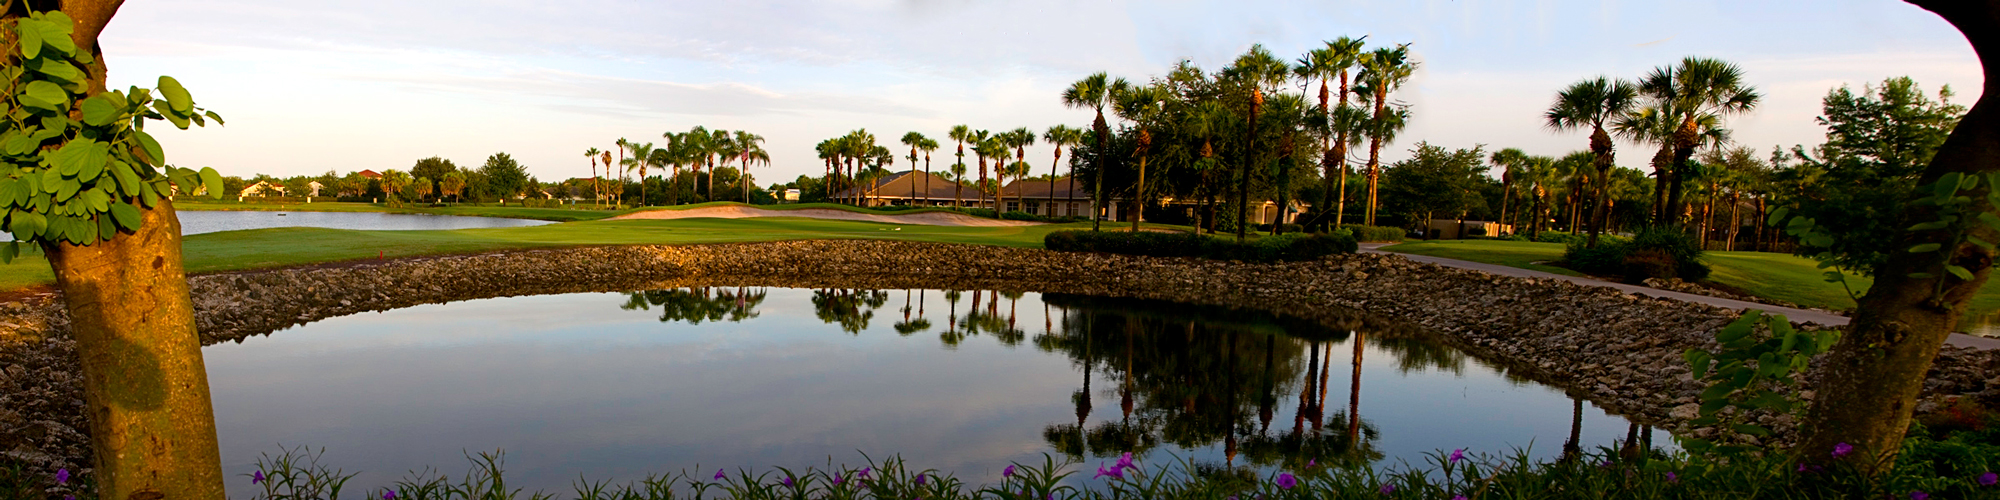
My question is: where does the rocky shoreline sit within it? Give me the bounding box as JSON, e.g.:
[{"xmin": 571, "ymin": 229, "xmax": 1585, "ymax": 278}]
[{"xmin": 3, "ymin": 240, "xmax": 1996, "ymax": 476}]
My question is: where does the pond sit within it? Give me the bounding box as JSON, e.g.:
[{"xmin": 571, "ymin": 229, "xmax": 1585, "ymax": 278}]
[{"xmin": 204, "ymin": 288, "xmax": 1668, "ymax": 494}]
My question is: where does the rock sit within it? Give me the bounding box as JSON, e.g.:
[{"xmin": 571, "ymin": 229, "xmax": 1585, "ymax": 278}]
[{"xmin": 1670, "ymin": 403, "xmax": 1700, "ymax": 420}]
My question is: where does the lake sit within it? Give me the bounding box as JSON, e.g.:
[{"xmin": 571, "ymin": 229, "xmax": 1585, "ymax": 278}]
[{"xmin": 204, "ymin": 288, "xmax": 1667, "ymax": 494}]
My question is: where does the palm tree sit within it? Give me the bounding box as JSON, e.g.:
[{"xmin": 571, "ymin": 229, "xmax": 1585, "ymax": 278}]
[
  {"xmin": 1545, "ymin": 76, "xmax": 1639, "ymax": 248},
  {"xmin": 1225, "ymin": 44, "xmax": 1292, "ymax": 240},
  {"xmin": 734, "ymin": 131, "xmax": 767, "ymax": 203},
  {"xmin": 950, "ymin": 162, "xmax": 968, "ymax": 208},
  {"xmin": 1042, "ymin": 125, "xmax": 1085, "ymax": 217},
  {"xmin": 1489, "ymin": 148, "xmax": 1530, "ymax": 233},
  {"xmin": 414, "ymin": 176, "xmax": 434, "ymax": 202},
  {"xmin": 709, "ymin": 128, "xmax": 736, "ymax": 202},
  {"xmin": 901, "ymin": 132, "xmax": 930, "ymax": 204},
  {"xmin": 660, "ymin": 132, "xmax": 687, "ymax": 206},
  {"xmin": 614, "ymin": 138, "xmax": 630, "ymax": 207},
  {"xmin": 919, "ymin": 137, "xmax": 939, "ymax": 207},
  {"xmin": 1063, "ymin": 72, "xmax": 1124, "ymax": 231},
  {"xmin": 622, "ymin": 141, "xmax": 656, "ymax": 207},
  {"xmin": 381, "ymin": 169, "xmax": 412, "ymax": 206},
  {"xmin": 1356, "ymin": 44, "xmax": 1415, "ymax": 226},
  {"xmin": 1297, "ymin": 36, "xmax": 1367, "ymax": 229},
  {"xmin": 1112, "ymin": 83, "xmax": 1168, "ymax": 232},
  {"xmin": 1638, "ymin": 57, "xmax": 1760, "ymax": 226},
  {"xmin": 1616, "ymin": 106, "xmax": 1730, "ymax": 225},
  {"xmin": 600, "ymin": 150, "xmax": 615, "ymax": 206},
  {"xmin": 998, "ymin": 127, "xmax": 1036, "ymax": 215},
  {"xmin": 440, "ymin": 170, "xmax": 466, "ymax": 204},
  {"xmin": 970, "ymin": 130, "xmax": 995, "ymax": 211},
  {"xmin": 583, "ymin": 147, "xmax": 603, "ymax": 208}
]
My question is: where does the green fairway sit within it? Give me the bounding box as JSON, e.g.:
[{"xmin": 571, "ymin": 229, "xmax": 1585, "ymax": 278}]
[
  {"xmin": 1380, "ymin": 239, "xmax": 2000, "ymax": 319},
  {"xmin": 1378, "ymin": 240, "xmax": 1584, "ymax": 277},
  {"xmin": 175, "ymin": 199, "xmax": 625, "ymax": 222},
  {"xmin": 0, "ymin": 216, "xmax": 1097, "ymax": 290}
]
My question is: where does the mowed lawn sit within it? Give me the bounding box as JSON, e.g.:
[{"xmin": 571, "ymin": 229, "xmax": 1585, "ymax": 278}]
[
  {"xmin": 0, "ymin": 217, "xmax": 1090, "ymax": 290},
  {"xmin": 1381, "ymin": 239, "xmax": 2000, "ymax": 320}
]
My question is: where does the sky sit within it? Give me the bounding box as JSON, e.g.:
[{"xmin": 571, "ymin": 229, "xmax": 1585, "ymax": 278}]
[{"xmin": 96, "ymin": 0, "xmax": 1983, "ymax": 184}]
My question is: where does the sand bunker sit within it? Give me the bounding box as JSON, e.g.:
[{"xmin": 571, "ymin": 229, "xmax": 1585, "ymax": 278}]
[{"xmin": 610, "ymin": 205, "xmax": 1042, "ymax": 227}]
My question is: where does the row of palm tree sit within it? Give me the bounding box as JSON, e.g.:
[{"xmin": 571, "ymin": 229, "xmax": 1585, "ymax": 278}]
[
  {"xmin": 1058, "ymin": 38, "xmax": 1419, "ymax": 237},
  {"xmin": 819, "ymin": 125, "xmax": 1089, "ymax": 218},
  {"xmin": 581, "ymin": 128, "xmax": 771, "ymax": 208},
  {"xmin": 1543, "ymin": 57, "xmax": 1760, "ymax": 246}
]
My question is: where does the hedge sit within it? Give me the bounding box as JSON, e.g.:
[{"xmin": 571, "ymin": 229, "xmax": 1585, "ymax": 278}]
[
  {"xmin": 1339, "ymin": 224, "xmax": 1405, "ymax": 242},
  {"xmin": 1044, "ymin": 230, "xmax": 1357, "ymax": 262}
]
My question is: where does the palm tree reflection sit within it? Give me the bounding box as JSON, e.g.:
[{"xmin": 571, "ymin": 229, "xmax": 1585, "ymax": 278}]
[{"xmin": 620, "ymin": 287, "xmax": 768, "ymax": 324}]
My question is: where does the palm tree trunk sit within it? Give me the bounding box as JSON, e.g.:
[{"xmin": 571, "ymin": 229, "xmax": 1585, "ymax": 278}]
[
  {"xmin": 1649, "ymin": 144, "xmax": 1671, "ymax": 225},
  {"xmin": 1238, "ymin": 91, "xmax": 1261, "ymax": 241},
  {"xmin": 1050, "ymin": 149, "xmax": 1061, "ymax": 217},
  {"xmin": 924, "ymin": 154, "xmax": 933, "ymax": 208},
  {"xmin": 1587, "ymin": 127, "xmax": 1615, "ymax": 247},
  {"xmin": 1727, "ymin": 191, "xmax": 1742, "ymax": 251},
  {"xmin": 1347, "ymin": 331, "xmax": 1363, "ymax": 437}
]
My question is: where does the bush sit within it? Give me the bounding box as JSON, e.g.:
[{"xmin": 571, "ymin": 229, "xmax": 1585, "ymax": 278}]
[
  {"xmin": 1045, "ymin": 230, "xmax": 1356, "ymax": 262},
  {"xmin": 1559, "ymin": 227, "xmax": 1708, "ymax": 283},
  {"xmin": 1338, "ymin": 224, "xmax": 1404, "ymax": 242},
  {"xmin": 1535, "ymin": 230, "xmax": 1581, "ymax": 244}
]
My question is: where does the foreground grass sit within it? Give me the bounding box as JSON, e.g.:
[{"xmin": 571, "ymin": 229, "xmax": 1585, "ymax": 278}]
[
  {"xmin": 0, "ymin": 217, "xmax": 1093, "ymax": 290},
  {"xmin": 1380, "ymin": 239, "xmax": 2000, "ymax": 320}
]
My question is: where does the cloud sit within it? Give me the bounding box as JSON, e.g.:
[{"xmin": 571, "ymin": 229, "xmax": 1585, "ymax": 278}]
[{"xmin": 353, "ymin": 69, "xmax": 938, "ymax": 120}]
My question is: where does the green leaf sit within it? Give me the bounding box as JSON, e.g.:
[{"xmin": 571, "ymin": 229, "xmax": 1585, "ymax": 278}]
[
  {"xmin": 80, "ymin": 188, "xmax": 107, "ymax": 213},
  {"xmin": 108, "ymin": 160, "xmax": 140, "ymax": 197},
  {"xmin": 1767, "ymin": 206, "xmax": 1789, "ymax": 226},
  {"xmin": 204, "ymin": 110, "xmax": 225, "ymax": 126},
  {"xmin": 1907, "ymin": 221, "xmax": 1950, "ymax": 232},
  {"xmin": 1685, "ymin": 349, "xmax": 1714, "ymax": 379},
  {"xmin": 0, "ymin": 241, "xmax": 15, "ymax": 264},
  {"xmin": 1982, "ymin": 212, "xmax": 2000, "ymax": 230},
  {"xmin": 95, "ymin": 215, "xmax": 114, "ymax": 242},
  {"xmin": 12, "ymin": 211, "xmax": 45, "ymax": 239},
  {"xmin": 109, "ymin": 202, "xmax": 140, "ymax": 231},
  {"xmin": 1908, "ymin": 243, "xmax": 1943, "ymax": 253},
  {"xmin": 1937, "ymin": 173, "xmax": 1962, "ymax": 200},
  {"xmin": 80, "ymin": 94, "xmax": 120, "ymax": 126},
  {"xmin": 18, "ymin": 19, "xmax": 44, "ymax": 60},
  {"xmin": 1947, "ymin": 265, "xmax": 1974, "ymax": 281},
  {"xmin": 32, "ymin": 14, "xmax": 76, "ymax": 56},
  {"xmin": 2, "ymin": 132, "xmax": 37, "ymax": 157},
  {"xmin": 1807, "ymin": 234, "xmax": 1834, "ymax": 248},
  {"xmin": 199, "ymin": 167, "xmax": 224, "ymax": 199},
  {"xmin": 1716, "ymin": 312, "xmax": 1760, "ymax": 343},
  {"xmin": 49, "ymin": 139, "xmax": 103, "ymax": 177},
  {"xmin": 138, "ymin": 181, "xmax": 158, "ymax": 208},
  {"xmin": 154, "ymin": 100, "xmax": 190, "ymax": 129},
  {"xmin": 1972, "ymin": 236, "xmax": 1997, "ymax": 251},
  {"xmin": 1699, "ymin": 384, "xmax": 1735, "ymax": 403},
  {"xmin": 26, "ymin": 58, "xmax": 84, "ymax": 86},
  {"xmin": 21, "ymin": 80, "xmax": 68, "ymax": 112},
  {"xmin": 1731, "ymin": 424, "xmax": 1774, "ymax": 437},
  {"xmin": 158, "ymin": 76, "xmax": 193, "ymax": 114},
  {"xmin": 133, "ymin": 130, "xmax": 165, "ymax": 167}
]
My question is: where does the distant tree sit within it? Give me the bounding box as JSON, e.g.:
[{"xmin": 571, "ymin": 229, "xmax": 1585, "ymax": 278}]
[
  {"xmin": 381, "ymin": 169, "xmax": 413, "ymax": 206},
  {"xmin": 1638, "ymin": 57, "xmax": 1761, "ymax": 224},
  {"xmin": 1357, "ymin": 44, "xmax": 1417, "ymax": 226},
  {"xmin": 315, "ymin": 171, "xmax": 344, "ymax": 198},
  {"xmin": 222, "ymin": 176, "xmax": 248, "ymax": 198},
  {"xmin": 480, "ymin": 152, "xmax": 530, "ymax": 202},
  {"xmin": 1545, "ymin": 76, "xmax": 1639, "ymax": 247},
  {"xmin": 440, "ymin": 171, "xmax": 467, "ymax": 203},
  {"xmin": 1777, "ymin": 77, "xmax": 1966, "ymax": 275},
  {"xmin": 734, "ymin": 131, "xmax": 769, "ymax": 203},
  {"xmin": 282, "ymin": 176, "xmax": 313, "ymax": 199},
  {"xmin": 414, "ymin": 176, "xmax": 434, "ymax": 201},
  {"xmin": 1043, "ymin": 125, "xmax": 1086, "ymax": 214},
  {"xmin": 1380, "ymin": 142, "xmax": 1489, "ymax": 228},
  {"xmin": 411, "ymin": 157, "xmax": 457, "ymax": 199},
  {"xmin": 621, "ymin": 142, "xmax": 656, "ymax": 207}
]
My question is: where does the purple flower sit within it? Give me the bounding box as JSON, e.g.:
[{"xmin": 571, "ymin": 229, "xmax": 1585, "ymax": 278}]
[
  {"xmin": 1116, "ymin": 452, "xmax": 1135, "ymax": 471},
  {"xmin": 1666, "ymin": 472, "xmax": 1679, "ymax": 483},
  {"xmin": 1378, "ymin": 482, "xmax": 1395, "ymax": 495},
  {"xmin": 54, "ymin": 469, "xmax": 68, "ymax": 484},
  {"xmin": 1004, "ymin": 465, "xmax": 1016, "ymax": 478},
  {"xmin": 859, "ymin": 467, "xmax": 871, "ymax": 479},
  {"xmin": 1452, "ymin": 496, "xmax": 1467, "ymax": 500},
  {"xmin": 713, "ymin": 469, "xmax": 726, "ymax": 481},
  {"xmin": 1093, "ymin": 465, "xmax": 1125, "ymax": 480},
  {"xmin": 1449, "ymin": 449, "xmax": 1465, "ymax": 464},
  {"xmin": 1910, "ymin": 491, "xmax": 1929, "ymax": 500},
  {"xmin": 1832, "ymin": 442, "xmax": 1853, "ymax": 458},
  {"xmin": 782, "ymin": 475, "xmax": 794, "ymax": 487},
  {"xmin": 64, "ymin": 496, "xmax": 74, "ymax": 500},
  {"xmin": 1306, "ymin": 459, "xmax": 1316, "ymax": 468},
  {"xmin": 253, "ymin": 471, "xmax": 266, "ymax": 485},
  {"xmin": 916, "ymin": 473, "xmax": 927, "ymax": 486},
  {"xmin": 1275, "ymin": 473, "xmax": 1297, "ymax": 490},
  {"xmin": 834, "ymin": 473, "xmax": 846, "ymax": 486},
  {"xmin": 1980, "ymin": 472, "xmax": 1997, "ymax": 486},
  {"xmin": 383, "ymin": 491, "xmax": 396, "ymax": 500}
]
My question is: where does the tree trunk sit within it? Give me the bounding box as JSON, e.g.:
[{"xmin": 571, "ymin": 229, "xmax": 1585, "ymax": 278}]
[
  {"xmin": 1650, "ymin": 144, "xmax": 1672, "ymax": 225},
  {"xmin": 1237, "ymin": 91, "xmax": 1261, "ymax": 241},
  {"xmin": 1667, "ymin": 117, "xmax": 1699, "ymax": 227},
  {"xmin": 1587, "ymin": 127, "xmax": 1615, "ymax": 248},
  {"xmin": 45, "ymin": 198, "xmax": 226, "ymax": 498},
  {"xmin": 1796, "ymin": 0, "xmax": 2000, "ymax": 474},
  {"xmin": 1727, "ymin": 191, "xmax": 1742, "ymax": 251}
]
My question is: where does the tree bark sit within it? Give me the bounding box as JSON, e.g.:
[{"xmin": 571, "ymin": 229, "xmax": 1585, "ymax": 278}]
[
  {"xmin": 1796, "ymin": 0, "xmax": 2000, "ymax": 474},
  {"xmin": 45, "ymin": 199, "xmax": 225, "ymax": 499},
  {"xmin": 1586, "ymin": 127, "xmax": 1615, "ymax": 248}
]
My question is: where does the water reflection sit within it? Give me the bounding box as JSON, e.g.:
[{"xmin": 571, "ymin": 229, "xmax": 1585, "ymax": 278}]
[{"xmin": 207, "ymin": 287, "xmax": 1668, "ymax": 494}]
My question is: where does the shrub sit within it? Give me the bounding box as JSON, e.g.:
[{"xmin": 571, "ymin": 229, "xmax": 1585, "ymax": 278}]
[
  {"xmin": 1535, "ymin": 230, "xmax": 1582, "ymax": 245},
  {"xmin": 1338, "ymin": 224, "xmax": 1404, "ymax": 242},
  {"xmin": 1044, "ymin": 230, "xmax": 1355, "ymax": 262},
  {"xmin": 1563, "ymin": 242, "xmax": 1628, "ymax": 276},
  {"xmin": 1628, "ymin": 226, "xmax": 1709, "ymax": 281}
]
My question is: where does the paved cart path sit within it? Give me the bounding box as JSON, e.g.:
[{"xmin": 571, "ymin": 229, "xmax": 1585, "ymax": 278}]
[{"xmin": 1360, "ymin": 243, "xmax": 2000, "ymax": 351}]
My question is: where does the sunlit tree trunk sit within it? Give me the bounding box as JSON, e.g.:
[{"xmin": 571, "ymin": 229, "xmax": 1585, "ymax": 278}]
[
  {"xmin": 1797, "ymin": 0, "xmax": 2000, "ymax": 474},
  {"xmin": 1586, "ymin": 127, "xmax": 1615, "ymax": 247}
]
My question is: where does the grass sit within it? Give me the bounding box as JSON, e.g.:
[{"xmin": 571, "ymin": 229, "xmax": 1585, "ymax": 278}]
[
  {"xmin": 1379, "ymin": 240, "xmax": 1584, "ymax": 277},
  {"xmin": 175, "ymin": 199, "xmax": 626, "ymax": 222},
  {"xmin": 0, "ymin": 217, "xmax": 1099, "ymax": 290},
  {"xmin": 1378, "ymin": 239, "xmax": 2000, "ymax": 320}
]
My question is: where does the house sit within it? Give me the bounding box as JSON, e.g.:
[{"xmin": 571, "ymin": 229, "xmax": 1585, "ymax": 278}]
[
  {"xmin": 238, "ymin": 181, "xmax": 284, "ymax": 198},
  {"xmin": 829, "ymin": 170, "xmax": 994, "ymax": 208},
  {"xmin": 357, "ymin": 169, "xmax": 382, "ymax": 180},
  {"xmin": 307, "ymin": 180, "xmax": 324, "ymax": 197}
]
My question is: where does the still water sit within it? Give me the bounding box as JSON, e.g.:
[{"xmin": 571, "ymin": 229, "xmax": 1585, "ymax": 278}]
[
  {"xmin": 176, "ymin": 210, "xmax": 552, "ymax": 234},
  {"xmin": 205, "ymin": 288, "xmax": 1665, "ymax": 493}
]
